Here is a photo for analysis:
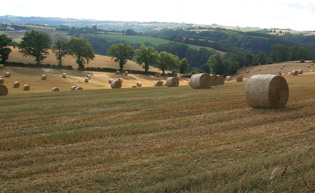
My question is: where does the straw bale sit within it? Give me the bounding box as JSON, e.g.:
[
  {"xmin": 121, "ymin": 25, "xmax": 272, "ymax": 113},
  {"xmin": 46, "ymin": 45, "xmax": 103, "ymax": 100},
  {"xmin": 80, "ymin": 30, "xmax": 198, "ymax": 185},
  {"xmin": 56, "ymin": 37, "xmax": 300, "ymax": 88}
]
[
  {"xmin": 52, "ymin": 87, "xmax": 59, "ymax": 92},
  {"xmin": 217, "ymin": 75, "xmax": 225, "ymax": 85},
  {"xmin": 291, "ymin": 70, "xmax": 298, "ymax": 76},
  {"xmin": 236, "ymin": 77, "xmax": 243, "ymax": 82},
  {"xmin": 4, "ymin": 72, "xmax": 10, "ymax": 78},
  {"xmin": 310, "ymin": 70, "xmax": 314, "ymax": 72},
  {"xmin": 71, "ymin": 86, "xmax": 77, "ymax": 90},
  {"xmin": 111, "ymin": 80, "xmax": 122, "ymax": 89},
  {"xmin": 166, "ymin": 77, "xmax": 179, "ymax": 87},
  {"xmin": 154, "ymin": 81, "xmax": 164, "ymax": 87},
  {"xmin": 0, "ymin": 85, "xmax": 8, "ymax": 96},
  {"xmin": 155, "ymin": 73, "xmax": 160, "ymax": 77},
  {"xmin": 245, "ymin": 74, "xmax": 289, "ymax": 108},
  {"xmin": 307, "ymin": 64, "xmax": 310, "ymax": 68},
  {"xmin": 124, "ymin": 71, "xmax": 128, "ymax": 75},
  {"xmin": 109, "ymin": 79, "xmax": 113, "ymax": 84},
  {"xmin": 0, "ymin": 64, "xmax": 4, "ymax": 69},
  {"xmin": 13, "ymin": 81, "xmax": 20, "ymax": 88},
  {"xmin": 225, "ymin": 76, "xmax": 232, "ymax": 81},
  {"xmin": 278, "ymin": 70, "xmax": 282, "ymax": 75},
  {"xmin": 297, "ymin": 69, "xmax": 303, "ymax": 74},
  {"xmin": 62, "ymin": 73, "xmax": 67, "ymax": 78},
  {"xmin": 136, "ymin": 82, "xmax": 142, "ymax": 87},
  {"xmin": 189, "ymin": 73, "xmax": 212, "ymax": 89},
  {"xmin": 0, "ymin": 78, "xmax": 4, "ymax": 84},
  {"xmin": 288, "ymin": 72, "xmax": 291, "ymax": 75},
  {"xmin": 85, "ymin": 77, "xmax": 89, "ymax": 83},
  {"xmin": 87, "ymin": 74, "xmax": 92, "ymax": 79},
  {"xmin": 23, "ymin": 84, "xmax": 30, "ymax": 91},
  {"xmin": 132, "ymin": 86, "xmax": 137, "ymax": 88},
  {"xmin": 118, "ymin": 78, "xmax": 123, "ymax": 83},
  {"xmin": 210, "ymin": 74, "xmax": 218, "ymax": 86},
  {"xmin": 41, "ymin": 74, "xmax": 47, "ymax": 80},
  {"xmin": 75, "ymin": 87, "xmax": 83, "ymax": 91},
  {"xmin": 246, "ymin": 69, "xmax": 249, "ymax": 73},
  {"xmin": 116, "ymin": 70, "xmax": 120, "ymax": 74},
  {"xmin": 162, "ymin": 83, "xmax": 166, "ymax": 86}
]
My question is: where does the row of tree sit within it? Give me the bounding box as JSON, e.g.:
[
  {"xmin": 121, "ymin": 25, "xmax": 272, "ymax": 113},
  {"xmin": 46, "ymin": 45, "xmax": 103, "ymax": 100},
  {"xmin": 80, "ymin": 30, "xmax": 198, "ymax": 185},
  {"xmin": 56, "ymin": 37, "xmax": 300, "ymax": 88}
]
[{"xmin": 108, "ymin": 43, "xmax": 189, "ymax": 74}]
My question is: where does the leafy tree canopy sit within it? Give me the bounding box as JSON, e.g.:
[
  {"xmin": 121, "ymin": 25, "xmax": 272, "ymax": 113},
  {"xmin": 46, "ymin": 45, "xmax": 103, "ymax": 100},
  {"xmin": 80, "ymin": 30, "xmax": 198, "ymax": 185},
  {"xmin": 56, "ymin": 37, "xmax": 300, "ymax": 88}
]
[
  {"xmin": 108, "ymin": 43, "xmax": 135, "ymax": 72},
  {"xmin": 134, "ymin": 45, "xmax": 158, "ymax": 73},
  {"xmin": 0, "ymin": 34, "xmax": 14, "ymax": 63},
  {"xmin": 53, "ymin": 39, "xmax": 69, "ymax": 66},
  {"xmin": 68, "ymin": 37, "xmax": 95, "ymax": 69}
]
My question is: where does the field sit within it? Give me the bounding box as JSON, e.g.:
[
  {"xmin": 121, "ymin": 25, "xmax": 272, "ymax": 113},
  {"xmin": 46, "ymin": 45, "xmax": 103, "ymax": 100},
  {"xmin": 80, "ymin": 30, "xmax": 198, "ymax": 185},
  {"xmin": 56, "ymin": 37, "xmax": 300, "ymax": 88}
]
[
  {"xmin": 96, "ymin": 34, "xmax": 214, "ymax": 51},
  {"xmin": 0, "ymin": 68, "xmax": 314, "ymax": 192}
]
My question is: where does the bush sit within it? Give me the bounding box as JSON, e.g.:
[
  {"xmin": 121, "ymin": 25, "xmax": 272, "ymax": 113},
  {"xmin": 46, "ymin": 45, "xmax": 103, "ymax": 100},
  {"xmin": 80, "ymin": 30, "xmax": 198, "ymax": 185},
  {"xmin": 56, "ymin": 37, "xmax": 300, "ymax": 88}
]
[{"xmin": 300, "ymin": 59, "xmax": 305, "ymax": 63}]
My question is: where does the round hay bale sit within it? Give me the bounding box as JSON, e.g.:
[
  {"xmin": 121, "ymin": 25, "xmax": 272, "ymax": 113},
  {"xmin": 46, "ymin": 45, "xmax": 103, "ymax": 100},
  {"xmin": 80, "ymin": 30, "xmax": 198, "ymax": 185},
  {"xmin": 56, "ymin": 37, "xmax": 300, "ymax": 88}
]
[
  {"xmin": 236, "ymin": 77, "xmax": 243, "ymax": 82},
  {"xmin": 0, "ymin": 64, "xmax": 4, "ymax": 69},
  {"xmin": 166, "ymin": 77, "xmax": 179, "ymax": 87},
  {"xmin": 136, "ymin": 82, "xmax": 142, "ymax": 87},
  {"xmin": 280, "ymin": 67, "xmax": 283, "ymax": 70},
  {"xmin": 41, "ymin": 74, "xmax": 47, "ymax": 80},
  {"xmin": 278, "ymin": 70, "xmax": 282, "ymax": 75},
  {"xmin": 75, "ymin": 87, "xmax": 83, "ymax": 91},
  {"xmin": 0, "ymin": 78, "xmax": 4, "ymax": 85},
  {"xmin": 132, "ymin": 86, "xmax": 137, "ymax": 88},
  {"xmin": 111, "ymin": 80, "xmax": 122, "ymax": 89},
  {"xmin": 288, "ymin": 72, "xmax": 291, "ymax": 75},
  {"xmin": 118, "ymin": 78, "xmax": 123, "ymax": 83},
  {"xmin": 283, "ymin": 64, "xmax": 286, "ymax": 67},
  {"xmin": 109, "ymin": 79, "xmax": 113, "ymax": 84},
  {"xmin": 310, "ymin": 69, "xmax": 314, "ymax": 72},
  {"xmin": 155, "ymin": 73, "xmax": 160, "ymax": 77},
  {"xmin": 225, "ymin": 76, "xmax": 232, "ymax": 81},
  {"xmin": 87, "ymin": 74, "xmax": 92, "ymax": 79},
  {"xmin": 210, "ymin": 74, "xmax": 218, "ymax": 86},
  {"xmin": 71, "ymin": 86, "xmax": 77, "ymax": 90},
  {"xmin": 115, "ymin": 70, "xmax": 120, "ymax": 74},
  {"xmin": 217, "ymin": 75, "xmax": 225, "ymax": 85},
  {"xmin": 246, "ymin": 69, "xmax": 249, "ymax": 73},
  {"xmin": 189, "ymin": 73, "xmax": 212, "ymax": 89},
  {"xmin": 52, "ymin": 87, "xmax": 59, "ymax": 92},
  {"xmin": 23, "ymin": 84, "xmax": 30, "ymax": 91},
  {"xmin": 258, "ymin": 68, "xmax": 261, "ymax": 71},
  {"xmin": 85, "ymin": 77, "xmax": 89, "ymax": 83},
  {"xmin": 245, "ymin": 74, "xmax": 289, "ymax": 108},
  {"xmin": 154, "ymin": 81, "xmax": 164, "ymax": 87},
  {"xmin": 13, "ymin": 81, "xmax": 20, "ymax": 88},
  {"xmin": 62, "ymin": 73, "xmax": 67, "ymax": 78},
  {"xmin": 291, "ymin": 70, "xmax": 298, "ymax": 76},
  {"xmin": 307, "ymin": 64, "xmax": 310, "ymax": 68},
  {"xmin": 124, "ymin": 71, "xmax": 128, "ymax": 75},
  {"xmin": 297, "ymin": 69, "xmax": 303, "ymax": 74},
  {"xmin": 162, "ymin": 82, "xmax": 166, "ymax": 86},
  {"xmin": 0, "ymin": 85, "xmax": 8, "ymax": 96},
  {"xmin": 4, "ymin": 72, "xmax": 10, "ymax": 78}
]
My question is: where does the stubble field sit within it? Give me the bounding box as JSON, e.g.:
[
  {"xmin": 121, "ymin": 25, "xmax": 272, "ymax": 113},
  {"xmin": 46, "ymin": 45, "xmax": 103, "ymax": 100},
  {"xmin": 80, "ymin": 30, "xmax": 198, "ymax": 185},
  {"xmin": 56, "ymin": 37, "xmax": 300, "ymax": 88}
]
[{"xmin": 0, "ymin": 72, "xmax": 314, "ymax": 192}]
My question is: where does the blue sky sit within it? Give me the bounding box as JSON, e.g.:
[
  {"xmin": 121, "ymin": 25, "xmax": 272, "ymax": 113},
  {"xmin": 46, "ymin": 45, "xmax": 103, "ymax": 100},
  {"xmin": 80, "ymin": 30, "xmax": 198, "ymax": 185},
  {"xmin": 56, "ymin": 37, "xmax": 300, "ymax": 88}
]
[{"xmin": 1, "ymin": 0, "xmax": 315, "ymax": 31}]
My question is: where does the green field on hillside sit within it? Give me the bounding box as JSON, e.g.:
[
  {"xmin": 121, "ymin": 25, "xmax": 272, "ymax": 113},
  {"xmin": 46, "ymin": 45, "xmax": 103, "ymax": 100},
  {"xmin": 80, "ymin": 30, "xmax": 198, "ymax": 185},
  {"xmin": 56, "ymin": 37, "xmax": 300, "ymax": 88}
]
[
  {"xmin": 97, "ymin": 33, "xmax": 214, "ymax": 51},
  {"xmin": 0, "ymin": 73, "xmax": 314, "ymax": 192}
]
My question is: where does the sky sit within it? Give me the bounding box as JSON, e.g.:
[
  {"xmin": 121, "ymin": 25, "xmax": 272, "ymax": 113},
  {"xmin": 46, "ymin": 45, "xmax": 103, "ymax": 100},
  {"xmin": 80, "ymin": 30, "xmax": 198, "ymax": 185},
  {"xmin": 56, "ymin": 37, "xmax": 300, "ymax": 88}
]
[{"xmin": 1, "ymin": 0, "xmax": 315, "ymax": 31}]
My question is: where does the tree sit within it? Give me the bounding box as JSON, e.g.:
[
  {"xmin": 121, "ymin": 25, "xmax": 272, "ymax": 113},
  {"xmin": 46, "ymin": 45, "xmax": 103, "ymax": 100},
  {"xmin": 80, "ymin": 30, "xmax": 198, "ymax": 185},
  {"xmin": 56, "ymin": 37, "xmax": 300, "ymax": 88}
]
[
  {"xmin": 179, "ymin": 58, "xmax": 189, "ymax": 74},
  {"xmin": 19, "ymin": 30, "xmax": 52, "ymax": 65},
  {"xmin": 207, "ymin": 53, "xmax": 224, "ymax": 74},
  {"xmin": 244, "ymin": 53, "xmax": 254, "ymax": 66},
  {"xmin": 255, "ymin": 52, "xmax": 267, "ymax": 65},
  {"xmin": 156, "ymin": 51, "xmax": 170, "ymax": 75},
  {"xmin": 108, "ymin": 43, "xmax": 135, "ymax": 72},
  {"xmin": 52, "ymin": 39, "xmax": 69, "ymax": 66},
  {"xmin": 0, "ymin": 34, "xmax": 13, "ymax": 63},
  {"xmin": 134, "ymin": 45, "xmax": 158, "ymax": 73},
  {"xmin": 68, "ymin": 37, "xmax": 95, "ymax": 69},
  {"xmin": 271, "ymin": 44, "xmax": 289, "ymax": 62}
]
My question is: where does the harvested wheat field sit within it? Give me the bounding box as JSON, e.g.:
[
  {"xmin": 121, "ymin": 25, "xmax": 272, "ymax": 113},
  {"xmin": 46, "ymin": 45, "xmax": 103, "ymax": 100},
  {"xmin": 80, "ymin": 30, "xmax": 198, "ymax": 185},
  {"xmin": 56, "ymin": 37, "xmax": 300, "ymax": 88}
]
[
  {"xmin": 0, "ymin": 67, "xmax": 188, "ymax": 94},
  {"xmin": 0, "ymin": 71, "xmax": 314, "ymax": 192}
]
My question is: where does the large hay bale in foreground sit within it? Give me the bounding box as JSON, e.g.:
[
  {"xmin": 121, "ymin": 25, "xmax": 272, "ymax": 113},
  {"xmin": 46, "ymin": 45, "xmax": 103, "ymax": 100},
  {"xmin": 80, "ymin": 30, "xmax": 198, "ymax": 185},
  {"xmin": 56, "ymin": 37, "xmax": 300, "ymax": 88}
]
[
  {"xmin": 137, "ymin": 82, "xmax": 142, "ymax": 87},
  {"xmin": 236, "ymin": 77, "xmax": 243, "ymax": 82},
  {"xmin": 4, "ymin": 72, "xmax": 10, "ymax": 78},
  {"xmin": 13, "ymin": 81, "xmax": 20, "ymax": 88},
  {"xmin": 154, "ymin": 81, "xmax": 164, "ymax": 87},
  {"xmin": 62, "ymin": 73, "xmax": 67, "ymax": 78},
  {"xmin": 75, "ymin": 87, "xmax": 83, "ymax": 91},
  {"xmin": 71, "ymin": 86, "xmax": 77, "ymax": 90},
  {"xmin": 111, "ymin": 80, "xmax": 122, "ymax": 89},
  {"xmin": 297, "ymin": 69, "xmax": 303, "ymax": 74},
  {"xmin": 0, "ymin": 78, "xmax": 4, "ymax": 84},
  {"xmin": 189, "ymin": 73, "xmax": 212, "ymax": 89},
  {"xmin": 217, "ymin": 75, "xmax": 225, "ymax": 85},
  {"xmin": 166, "ymin": 77, "xmax": 179, "ymax": 87},
  {"xmin": 52, "ymin": 87, "xmax": 59, "ymax": 92},
  {"xmin": 225, "ymin": 76, "xmax": 232, "ymax": 81},
  {"xmin": 245, "ymin": 74, "xmax": 289, "ymax": 108},
  {"xmin": 23, "ymin": 84, "xmax": 30, "ymax": 91},
  {"xmin": 41, "ymin": 74, "xmax": 47, "ymax": 80},
  {"xmin": 0, "ymin": 85, "xmax": 8, "ymax": 96}
]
